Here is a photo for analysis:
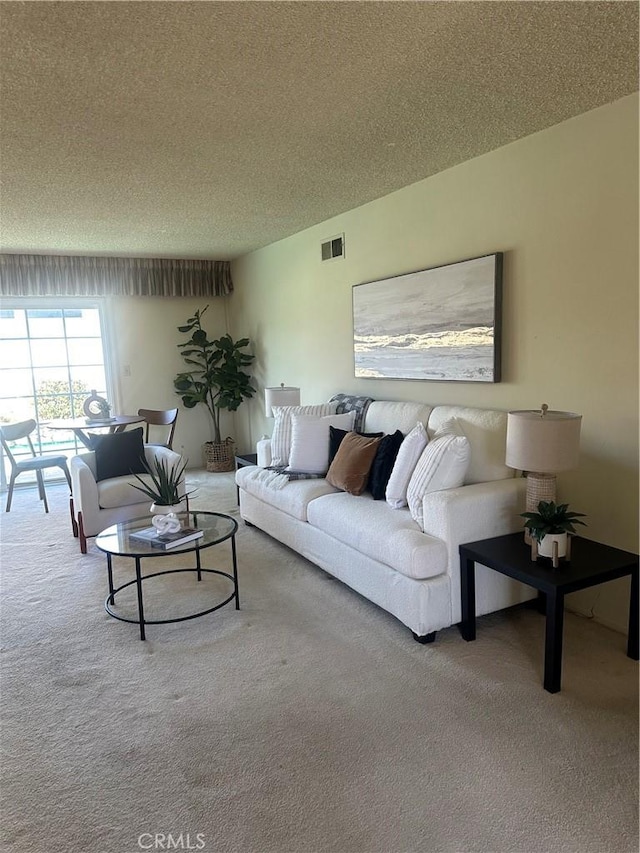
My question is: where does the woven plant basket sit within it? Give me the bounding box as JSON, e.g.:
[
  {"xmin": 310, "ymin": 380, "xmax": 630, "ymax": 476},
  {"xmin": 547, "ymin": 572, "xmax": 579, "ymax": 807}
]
[{"xmin": 203, "ymin": 438, "xmax": 236, "ymax": 473}]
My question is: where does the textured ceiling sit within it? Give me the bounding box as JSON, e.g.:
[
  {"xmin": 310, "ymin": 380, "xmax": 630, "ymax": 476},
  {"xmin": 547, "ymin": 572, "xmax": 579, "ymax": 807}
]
[{"xmin": 1, "ymin": 1, "xmax": 638, "ymax": 260}]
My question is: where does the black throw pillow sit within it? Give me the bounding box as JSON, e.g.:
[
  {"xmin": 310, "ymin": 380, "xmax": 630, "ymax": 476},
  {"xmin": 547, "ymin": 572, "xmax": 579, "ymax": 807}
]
[
  {"xmin": 90, "ymin": 427, "xmax": 148, "ymax": 482},
  {"xmin": 328, "ymin": 426, "xmax": 383, "ymax": 466},
  {"xmin": 368, "ymin": 429, "xmax": 405, "ymax": 500}
]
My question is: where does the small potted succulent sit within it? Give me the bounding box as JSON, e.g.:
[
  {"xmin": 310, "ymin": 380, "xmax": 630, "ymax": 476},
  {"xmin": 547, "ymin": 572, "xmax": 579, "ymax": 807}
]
[
  {"xmin": 521, "ymin": 500, "xmax": 587, "ymax": 560},
  {"xmin": 131, "ymin": 456, "xmax": 193, "ymax": 514}
]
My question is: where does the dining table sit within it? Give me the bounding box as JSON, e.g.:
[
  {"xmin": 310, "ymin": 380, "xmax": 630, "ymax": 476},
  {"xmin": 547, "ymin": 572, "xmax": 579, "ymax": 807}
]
[{"xmin": 43, "ymin": 415, "xmax": 145, "ymax": 449}]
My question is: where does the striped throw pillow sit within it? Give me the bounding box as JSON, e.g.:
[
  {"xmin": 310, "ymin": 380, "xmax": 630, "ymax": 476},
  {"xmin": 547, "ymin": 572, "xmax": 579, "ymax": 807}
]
[{"xmin": 270, "ymin": 402, "xmax": 339, "ymax": 467}]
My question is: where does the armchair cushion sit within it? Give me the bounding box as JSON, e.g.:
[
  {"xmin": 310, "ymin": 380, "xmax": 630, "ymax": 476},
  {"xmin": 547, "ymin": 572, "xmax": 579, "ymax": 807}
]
[{"xmin": 90, "ymin": 427, "xmax": 147, "ymax": 482}]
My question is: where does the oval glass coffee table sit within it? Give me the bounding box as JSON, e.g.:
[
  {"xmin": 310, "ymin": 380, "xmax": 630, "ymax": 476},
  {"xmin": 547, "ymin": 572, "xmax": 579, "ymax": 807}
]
[{"xmin": 96, "ymin": 511, "xmax": 239, "ymax": 640}]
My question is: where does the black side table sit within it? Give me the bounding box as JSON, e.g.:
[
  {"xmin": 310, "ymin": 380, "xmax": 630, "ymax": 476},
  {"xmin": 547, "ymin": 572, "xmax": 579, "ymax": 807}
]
[
  {"xmin": 459, "ymin": 533, "xmax": 638, "ymax": 693},
  {"xmin": 235, "ymin": 453, "xmax": 258, "ymax": 504}
]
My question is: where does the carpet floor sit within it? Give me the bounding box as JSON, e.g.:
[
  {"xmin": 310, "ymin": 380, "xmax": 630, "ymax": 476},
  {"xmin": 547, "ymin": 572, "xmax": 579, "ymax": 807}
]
[{"xmin": 0, "ymin": 471, "xmax": 638, "ymax": 853}]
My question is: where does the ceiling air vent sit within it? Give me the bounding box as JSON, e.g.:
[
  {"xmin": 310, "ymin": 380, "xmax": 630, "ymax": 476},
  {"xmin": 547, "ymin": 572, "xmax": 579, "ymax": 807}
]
[{"xmin": 321, "ymin": 234, "xmax": 345, "ymax": 261}]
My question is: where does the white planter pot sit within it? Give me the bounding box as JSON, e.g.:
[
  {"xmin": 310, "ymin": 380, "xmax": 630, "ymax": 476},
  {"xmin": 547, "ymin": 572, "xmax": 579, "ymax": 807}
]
[
  {"xmin": 150, "ymin": 502, "xmax": 185, "ymax": 515},
  {"xmin": 538, "ymin": 532, "xmax": 568, "ymax": 560}
]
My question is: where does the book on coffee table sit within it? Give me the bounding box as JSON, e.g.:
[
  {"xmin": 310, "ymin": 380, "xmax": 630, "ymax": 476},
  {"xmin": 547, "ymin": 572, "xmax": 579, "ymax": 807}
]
[{"xmin": 129, "ymin": 526, "xmax": 203, "ymax": 550}]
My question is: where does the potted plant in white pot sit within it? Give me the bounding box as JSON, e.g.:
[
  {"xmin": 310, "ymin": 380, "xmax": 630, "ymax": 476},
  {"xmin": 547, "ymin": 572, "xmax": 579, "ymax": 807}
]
[
  {"xmin": 132, "ymin": 456, "xmax": 192, "ymax": 514},
  {"xmin": 173, "ymin": 306, "xmax": 256, "ymax": 472},
  {"xmin": 521, "ymin": 500, "xmax": 587, "ymax": 562}
]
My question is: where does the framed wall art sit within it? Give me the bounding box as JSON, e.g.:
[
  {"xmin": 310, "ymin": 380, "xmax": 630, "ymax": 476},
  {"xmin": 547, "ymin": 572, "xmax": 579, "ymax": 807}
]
[{"xmin": 353, "ymin": 252, "xmax": 502, "ymax": 383}]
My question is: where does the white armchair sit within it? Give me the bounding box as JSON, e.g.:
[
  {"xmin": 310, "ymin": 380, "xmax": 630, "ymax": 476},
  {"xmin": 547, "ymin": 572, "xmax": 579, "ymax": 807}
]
[{"xmin": 70, "ymin": 445, "xmax": 187, "ymax": 553}]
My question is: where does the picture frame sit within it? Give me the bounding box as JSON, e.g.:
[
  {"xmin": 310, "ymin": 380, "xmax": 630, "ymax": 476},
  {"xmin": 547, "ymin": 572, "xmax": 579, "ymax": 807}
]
[{"xmin": 353, "ymin": 252, "xmax": 503, "ymax": 383}]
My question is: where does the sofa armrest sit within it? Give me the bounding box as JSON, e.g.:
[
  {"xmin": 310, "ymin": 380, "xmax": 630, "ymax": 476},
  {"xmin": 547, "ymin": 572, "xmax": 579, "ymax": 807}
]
[
  {"xmin": 143, "ymin": 445, "xmax": 184, "ymax": 469},
  {"xmin": 69, "ymin": 453, "xmax": 100, "ymax": 522},
  {"xmin": 143, "ymin": 445, "xmax": 188, "ymax": 503},
  {"xmin": 421, "ymin": 477, "xmax": 526, "ymax": 560},
  {"xmin": 421, "ymin": 477, "xmax": 528, "ymax": 623}
]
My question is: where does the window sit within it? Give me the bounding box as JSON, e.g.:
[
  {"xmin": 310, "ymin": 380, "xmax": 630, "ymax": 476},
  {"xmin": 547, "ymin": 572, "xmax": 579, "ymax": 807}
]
[{"xmin": 0, "ymin": 299, "xmax": 113, "ymax": 490}]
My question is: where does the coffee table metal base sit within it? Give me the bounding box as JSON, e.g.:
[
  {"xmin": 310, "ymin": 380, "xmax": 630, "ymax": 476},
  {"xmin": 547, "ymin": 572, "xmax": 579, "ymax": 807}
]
[{"xmin": 104, "ymin": 539, "xmax": 239, "ymax": 641}]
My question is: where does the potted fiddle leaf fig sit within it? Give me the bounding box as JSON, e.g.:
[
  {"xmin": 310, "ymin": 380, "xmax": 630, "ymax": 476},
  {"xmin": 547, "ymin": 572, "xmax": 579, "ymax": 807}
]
[
  {"xmin": 174, "ymin": 305, "xmax": 256, "ymax": 472},
  {"xmin": 521, "ymin": 500, "xmax": 587, "ymax": 560}
]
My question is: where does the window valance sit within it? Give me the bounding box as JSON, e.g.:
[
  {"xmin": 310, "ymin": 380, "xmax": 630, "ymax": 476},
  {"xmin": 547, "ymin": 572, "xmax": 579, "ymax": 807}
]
[{"xmin": 0, "ymin": 254, "xmax": 233, "ymax": 297}]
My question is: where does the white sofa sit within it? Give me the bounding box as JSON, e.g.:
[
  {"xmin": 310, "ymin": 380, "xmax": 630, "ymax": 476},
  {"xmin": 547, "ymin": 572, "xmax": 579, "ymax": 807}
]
[{"xmin": 236, "ymin": 400, "xmax": 534, "ymax": 641}]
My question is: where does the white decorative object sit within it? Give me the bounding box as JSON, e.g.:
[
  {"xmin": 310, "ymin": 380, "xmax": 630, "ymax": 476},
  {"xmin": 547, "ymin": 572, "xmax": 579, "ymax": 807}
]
[
  {"xmin": 151, "ymin": 511, "xmax": 182, "ymax": 534},
  {"xmin": 82, "ymin": 389, "xmax": 112, "ymax": 421}
]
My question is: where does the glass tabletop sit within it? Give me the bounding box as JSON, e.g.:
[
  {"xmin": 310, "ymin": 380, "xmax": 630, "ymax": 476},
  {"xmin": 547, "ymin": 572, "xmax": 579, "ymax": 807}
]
[{"xmin": 95, "ymin": 511, "xmax": 238, "ymax": 557}]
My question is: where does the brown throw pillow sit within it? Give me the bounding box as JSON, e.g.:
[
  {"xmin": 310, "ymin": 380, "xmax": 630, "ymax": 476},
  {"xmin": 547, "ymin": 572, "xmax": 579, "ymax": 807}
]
[{"xmin": 326, "ymin": 431, "xmax": 382, "ymax": 496}]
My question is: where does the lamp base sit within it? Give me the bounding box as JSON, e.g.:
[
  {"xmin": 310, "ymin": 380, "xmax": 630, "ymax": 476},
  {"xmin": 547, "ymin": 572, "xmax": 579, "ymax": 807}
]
[{"xmin": 524, "ymin": 472, "xmax": 557, "ymax": 544}]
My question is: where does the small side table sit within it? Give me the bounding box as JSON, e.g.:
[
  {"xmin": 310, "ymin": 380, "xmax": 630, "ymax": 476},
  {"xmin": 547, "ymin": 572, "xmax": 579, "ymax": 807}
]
[
  {"xmin": 459, "ymin": 533, "xmax": 639, "ymax": 693},
  {"xmin": 235, "ymin": 453, "xmax": 258, "ymax": 504}
]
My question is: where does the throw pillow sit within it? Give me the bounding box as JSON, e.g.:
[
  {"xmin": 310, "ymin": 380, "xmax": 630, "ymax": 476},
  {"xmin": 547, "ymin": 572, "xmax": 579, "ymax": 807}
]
[
  {"xmin": 432, "ymin": 416, "xmax": 465, "ymax": 439},
  {"xmin": 385, "ymin": 422, "xmax": 428, "ymax": 509},
  {"xmin": 326, "ymin": 432, "xmax": 382, "ymax": 496},
  {"xmin": 368, "ymin": 429, "xmax": 404, "ymax": 500},
  {"xmin": 90, "ymin": 427, "xmax": 147, "ymax": 482},
  {"xmin": 406, "ymin": 433, "xmax": 471, "ymax": 530},
  {"xmin": 287, "ymin": 412, "xmax": 356, "ymax": 474},
  {"xmin": 328, "ymin": 426, "xmax": 383, "ymax": 465},
  {"xmin": 270, "ymin": 403, "xmax": 339, "ymax": 467}
]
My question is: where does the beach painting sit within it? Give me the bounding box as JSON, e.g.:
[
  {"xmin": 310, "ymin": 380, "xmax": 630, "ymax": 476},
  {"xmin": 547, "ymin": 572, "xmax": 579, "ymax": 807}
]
[{"xmin": 353, "ymin": 253, "xmax": 502, "ymax": 383}]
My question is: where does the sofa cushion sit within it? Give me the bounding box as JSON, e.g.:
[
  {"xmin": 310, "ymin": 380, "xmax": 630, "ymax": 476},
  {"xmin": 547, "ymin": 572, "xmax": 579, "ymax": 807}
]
[
  {"xmin": 326, "ymin": 432, "xmax": 381, "ymax": 496},
  {"xmin": 368, "ymin": 429, "xmax": 404, "ymax": 500},
  {"xmin": 407, "ymin": 433, "xmax": 471, "ymax": 530},
  {"xmin": 363, "ymin": 400, "xmax": 432, "ymax": 435},
  {"xmin": 270, "ymin": 403, "xmax": 339, "ymax": 467},
  {"xmin": 288, "ymin": 412, "xmax": 356, "ymax": 473},
  {"xmin": 385, "ymin": 422, "xmax": 429, "ymax": 509},
  {"xmin": 428, "ymin": 405, "xmax": 512, "ymax": 484},
  {"xmin": 98, "ymin": 474, "xmax": 157, "ymax": 510},
  {"xmin": 90, "ymin": 427, "xmax": 147, "ymax": 482},
  {"xmin": 236, "ymin": 465, "xmax": 338, "ymax": 521},
  {"xmin": 307, "ymin": 492, "xmax": 448, "ymax": 580}
]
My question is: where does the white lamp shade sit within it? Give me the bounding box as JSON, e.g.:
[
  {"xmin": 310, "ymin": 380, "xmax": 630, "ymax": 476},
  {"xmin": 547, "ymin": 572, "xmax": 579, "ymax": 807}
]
[
  {"xmin": 506, "ymin": 409, "xmax": 582, "ymax": 473},
  {"xmin": 265, "ymin": 385, "xmax": 300, "ymax": 417}
]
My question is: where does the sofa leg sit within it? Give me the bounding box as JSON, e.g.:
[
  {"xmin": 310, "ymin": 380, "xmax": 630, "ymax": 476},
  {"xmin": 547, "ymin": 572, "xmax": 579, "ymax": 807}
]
[
  {"xmin": 78, "ymin": 511, "xmax": 88, "ymax": 554},
  {"xmin": 412, "ymin": 631, "xmax": 436, "ymax": 644}
]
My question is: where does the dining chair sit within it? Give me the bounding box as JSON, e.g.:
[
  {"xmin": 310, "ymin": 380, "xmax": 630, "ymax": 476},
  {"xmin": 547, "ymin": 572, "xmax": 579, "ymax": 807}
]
[
  {"xmin": 0, "ymin": 419, "xmax": 72, "ymax": 513},
  {"xmin": 137, "ymin": 408, "xmax": 178, "ymax": 449}
]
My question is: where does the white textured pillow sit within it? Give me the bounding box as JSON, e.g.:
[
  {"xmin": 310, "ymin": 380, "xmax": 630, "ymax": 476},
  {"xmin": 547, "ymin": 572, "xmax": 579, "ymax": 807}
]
[
  {"xmin": 385, "ymin": 422, "xmax": 428, "ymax": 509},
  {"xmin": 407, "ymin": 433, "xmax": 471, "ymax": 530},
  {"xmin": 270, "ymin": 403, "xmax": 338, "ymax": 467},
  {"xmin": 433, "ymin": 416, "xmax": 465, "ymax": 439},
  {"xmin": 287, "ymin": 412, "xmax": 356, "ymax": 474}
]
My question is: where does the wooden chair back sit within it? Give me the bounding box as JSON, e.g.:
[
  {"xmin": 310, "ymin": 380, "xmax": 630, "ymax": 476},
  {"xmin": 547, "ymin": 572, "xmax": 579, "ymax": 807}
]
[{"xmin": 137, "ymin": 408, "xmax": 178, "ymax": 449}]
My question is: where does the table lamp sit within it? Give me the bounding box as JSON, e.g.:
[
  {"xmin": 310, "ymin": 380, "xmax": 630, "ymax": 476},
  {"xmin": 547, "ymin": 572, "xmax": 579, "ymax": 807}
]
[
  {"xmin": 506, "ymin": 404, "xmax": 582, "ymax": 521},
  {"xmin": 264, "ymin": 383, "xmax": 300, "ymax": 417}
]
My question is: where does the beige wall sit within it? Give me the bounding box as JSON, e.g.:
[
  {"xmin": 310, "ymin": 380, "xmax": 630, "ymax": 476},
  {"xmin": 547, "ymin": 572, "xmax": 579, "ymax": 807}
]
[
  {"xmin": 228, "ymin": 94, "xmax": 639, "ymax": 633},
  {"xmin": 106, "ymin": 296, "xmax": 230, "ymax": 467}
]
